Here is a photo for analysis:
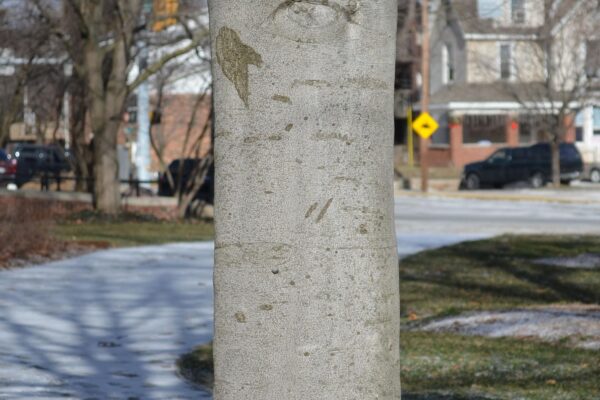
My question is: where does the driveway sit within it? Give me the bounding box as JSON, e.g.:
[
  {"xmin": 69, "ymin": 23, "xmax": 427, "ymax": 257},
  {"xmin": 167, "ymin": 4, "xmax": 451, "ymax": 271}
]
[{"xmin": 2, "ymin": 196, "xmax": 600, "ymax": 398}]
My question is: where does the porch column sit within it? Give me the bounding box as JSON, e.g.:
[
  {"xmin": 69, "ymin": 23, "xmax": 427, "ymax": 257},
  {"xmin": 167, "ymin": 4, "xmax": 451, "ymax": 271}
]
[
  {"xmin": 449, "ymin": 115, "xmax": 463, "ymax": 166},
  {"xmin": 506, "ymin": 115, "xmax": 519, "ymax": 146},
  {"xmin": 563, "ymin": 114, "xmax": 576, "ymax": 143},
  {"xmin": 582, "ymin": 106, "xmax": 594, "ymax": 144}
]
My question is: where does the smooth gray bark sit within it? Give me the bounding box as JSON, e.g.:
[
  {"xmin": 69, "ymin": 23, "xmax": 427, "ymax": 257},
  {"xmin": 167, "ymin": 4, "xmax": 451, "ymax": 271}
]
[{"xmin": 209, "ymin": 1, "xmax": 400, "ymax": 398}]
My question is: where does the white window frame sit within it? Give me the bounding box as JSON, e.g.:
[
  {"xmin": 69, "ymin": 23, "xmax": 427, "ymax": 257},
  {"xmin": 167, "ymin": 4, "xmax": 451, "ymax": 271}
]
[
  {"xmin": 511, "ymin": 0, "xmax": 526, "ymax": 24},
  {"xmin": 441, "ymin": 43, "xmax": 455, "ymax": 85}
]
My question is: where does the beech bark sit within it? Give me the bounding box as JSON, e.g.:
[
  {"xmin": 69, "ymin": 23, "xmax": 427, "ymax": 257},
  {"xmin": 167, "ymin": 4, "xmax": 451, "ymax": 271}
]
[{"xmin": 210, "ymin": 0, "xmax": 400, "ymax": 398}]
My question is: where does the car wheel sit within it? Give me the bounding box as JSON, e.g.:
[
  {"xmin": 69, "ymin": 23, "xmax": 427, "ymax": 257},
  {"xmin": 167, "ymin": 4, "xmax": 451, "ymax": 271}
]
[
  {"xmin": 590, "ymin": 169, "xmax": 600, "ymax": 184},
  {"xmin": 465, "ymin": 173, "xmax": 480, "ymax": 190},
  {"xmin": 530, "ymin": 172, "xmax": 544, "ymax": 188}
]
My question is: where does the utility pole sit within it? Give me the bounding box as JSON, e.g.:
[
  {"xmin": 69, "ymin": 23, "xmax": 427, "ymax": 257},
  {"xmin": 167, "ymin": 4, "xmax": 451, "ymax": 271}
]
[
  {"xmin": 420, "ymin": 0, "xmax": 430, "ymax": 192},
  {"xmin": 136, "ymin": 44, "xmax": 151, "ymax": 189},
  {"xmin": 135, "ymin": 1, "xmax": 153, "ymax": 189}
]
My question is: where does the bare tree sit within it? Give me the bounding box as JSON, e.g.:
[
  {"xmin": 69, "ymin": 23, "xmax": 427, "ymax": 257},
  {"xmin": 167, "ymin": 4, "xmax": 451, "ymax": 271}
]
[
  {"xmin": 475, "ymin": 0, "xmax": 600, "ymax": 187},
  {"xmin": 209, "ymin": 0, "xmax": 400, "ymax": 398},
  {"xmin": 32, "ymin": 0, "xmax": 210, "ymax": 213},
  {"xmin": 0, "ymin": 1, "xmax": 62, "ymax": 147}
]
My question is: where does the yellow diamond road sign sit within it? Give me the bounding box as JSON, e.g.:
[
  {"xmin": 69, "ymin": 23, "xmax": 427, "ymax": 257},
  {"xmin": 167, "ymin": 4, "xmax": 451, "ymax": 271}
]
[{"xmin": 412, "ymin": 112, "xmax": 439, "ymax": 139}]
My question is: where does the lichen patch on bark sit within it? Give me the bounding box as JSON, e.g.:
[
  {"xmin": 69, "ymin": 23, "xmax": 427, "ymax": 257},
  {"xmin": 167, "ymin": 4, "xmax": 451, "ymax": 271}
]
[{"xmin": 215, "ymin": 27, "xmax": 263, "ymax": 107}]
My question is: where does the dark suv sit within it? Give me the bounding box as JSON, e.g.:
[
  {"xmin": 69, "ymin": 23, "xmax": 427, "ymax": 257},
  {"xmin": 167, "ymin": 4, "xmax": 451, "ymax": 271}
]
[
  {"xmin": 158, "ymin": 158, "xmax": 214, "ymax": 204},
  {"xmin": 461, "ymin": 143, "xmax": 583, "ymax": 190},
  {"xmin": 9, "ymin": 144, "xmax": 71, "ymax": 187}
]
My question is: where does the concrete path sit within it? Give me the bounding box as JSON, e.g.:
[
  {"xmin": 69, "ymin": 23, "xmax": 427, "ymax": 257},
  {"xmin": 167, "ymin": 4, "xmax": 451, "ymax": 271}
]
[{"xmin": 2, "ymin": 195, "xmax": 600, "ymax": 398}]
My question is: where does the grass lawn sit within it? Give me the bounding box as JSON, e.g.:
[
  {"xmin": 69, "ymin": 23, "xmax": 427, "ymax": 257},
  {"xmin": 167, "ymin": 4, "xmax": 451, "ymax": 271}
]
[
  {"xmin": 179, "ymin": 235, "xmax": 600, "ymax": 399},
  {"xmin": 55, "ymin": 217, "xmax": 214, "ymax": 247}
]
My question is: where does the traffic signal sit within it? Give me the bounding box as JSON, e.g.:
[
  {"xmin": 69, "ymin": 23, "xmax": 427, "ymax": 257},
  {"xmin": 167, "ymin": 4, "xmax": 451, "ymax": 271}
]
[{"xmin": 153, "ymin": 0, "xmax": 178, "ymax": 32}]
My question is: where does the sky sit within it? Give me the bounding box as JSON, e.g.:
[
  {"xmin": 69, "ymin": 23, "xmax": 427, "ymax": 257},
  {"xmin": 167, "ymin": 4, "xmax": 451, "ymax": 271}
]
[{"xmin": 478, "ymin": 0, "xmax": 504, "ymax": 18}]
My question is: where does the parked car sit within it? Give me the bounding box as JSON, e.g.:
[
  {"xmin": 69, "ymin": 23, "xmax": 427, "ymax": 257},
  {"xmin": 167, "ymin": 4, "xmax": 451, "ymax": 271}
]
[
  {"xmin": 461, "ymin": 143, "xmax": 583, "ymax": 190},
  {"xmin": 584, "ymin": 164, "xmax": 600, "ymax": 183},
  {"xmin": 0, "ymin": 149, "xmax": 17, "ymax": 187},
  {"xmin": 158, "ymin": 158, "xmax": 214, "ymax": 204},
  {"xmin": 8, "ymin": 144, "xmax": 71, "ymax": 187}
]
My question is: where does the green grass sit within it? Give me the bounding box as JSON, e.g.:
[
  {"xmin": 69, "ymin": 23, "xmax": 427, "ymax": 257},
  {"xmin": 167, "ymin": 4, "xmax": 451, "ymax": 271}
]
[
  {"xmin": 55, "ymin": 219, "xmax": 214, "ymax": 247},
  {"xmin": 400, "ymin": 235, "xmax": 600, "ymax": 319},
  {"xmin": 178, "ymin": 235, "xmax": 600, "ymax": 399},
  {"xmin": 401, "ymin": 332, "xmax": 600, "ymax": 400}
]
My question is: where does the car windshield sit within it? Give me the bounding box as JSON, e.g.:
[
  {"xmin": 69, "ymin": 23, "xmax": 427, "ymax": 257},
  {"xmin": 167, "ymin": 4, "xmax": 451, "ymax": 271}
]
[{"xmin": 488, "ymin": 150, "xmax": 509, "ymax": 163}]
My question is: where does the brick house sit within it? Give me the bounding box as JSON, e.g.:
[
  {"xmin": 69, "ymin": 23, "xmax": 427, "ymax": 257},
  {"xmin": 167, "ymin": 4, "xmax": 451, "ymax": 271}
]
[{"xmin": 422, "ymin": 0, "xmax": 600, "ymax": 168}]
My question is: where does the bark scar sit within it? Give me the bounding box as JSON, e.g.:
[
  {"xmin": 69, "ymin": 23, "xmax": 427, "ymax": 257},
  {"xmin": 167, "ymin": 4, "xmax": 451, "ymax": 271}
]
[
  {"xmin": 316, "ymin": 198, "xmax": 334, "ymax": 223},
  {"xmin": 216, "ymin": 27, "xmax": 263, "ymax": 107}
]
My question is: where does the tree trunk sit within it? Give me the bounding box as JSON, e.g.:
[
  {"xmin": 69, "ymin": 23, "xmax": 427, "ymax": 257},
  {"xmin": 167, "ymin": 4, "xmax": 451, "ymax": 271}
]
[
  {"xmin": 209, "ymin": 1, "xmax": 400, "ymax": 399},
  {"xmin": 93, "ymin": 120, "xmax": 121, "ymax": 214},
  {"xmin": 551, "ymin": 137, "xmax": 560, "ymax": 188}
]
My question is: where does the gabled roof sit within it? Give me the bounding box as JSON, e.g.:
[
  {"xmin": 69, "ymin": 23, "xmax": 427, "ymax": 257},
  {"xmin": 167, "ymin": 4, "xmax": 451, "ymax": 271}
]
[{"xmin": 430, "ymin": 82, "xmax": 568, "ymax": 104}]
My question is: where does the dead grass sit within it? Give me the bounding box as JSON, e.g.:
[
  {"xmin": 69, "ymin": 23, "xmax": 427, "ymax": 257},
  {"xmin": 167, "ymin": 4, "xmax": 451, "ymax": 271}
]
[{"xmin": 0, "ymin": 200, "xmax": 57, "ymax": 264}]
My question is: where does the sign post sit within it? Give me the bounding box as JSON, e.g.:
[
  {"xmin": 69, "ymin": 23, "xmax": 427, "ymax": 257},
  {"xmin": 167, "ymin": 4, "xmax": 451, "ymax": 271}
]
[{"xmin": 412, "ymin": 111, "xmax": 439, "ymax": 192}]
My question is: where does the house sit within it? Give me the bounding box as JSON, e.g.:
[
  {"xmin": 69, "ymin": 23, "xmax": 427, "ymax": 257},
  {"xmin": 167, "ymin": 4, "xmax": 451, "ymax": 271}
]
[{"xmin": 423, "ymin": 0, "xmax": 600, "ymax": 168}]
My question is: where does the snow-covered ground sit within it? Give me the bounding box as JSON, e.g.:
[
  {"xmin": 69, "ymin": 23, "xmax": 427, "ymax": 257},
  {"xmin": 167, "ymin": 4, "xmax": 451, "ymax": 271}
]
[
  {"xmin": 0, "ymin": 237, "xmax": 470, "ymax": 399},
  {"xmin": 0, "ymin": 243, "xmax": 215, "ymax": 400},
  {"xmin": 2, "ymin": 195, "xmax": 600, "ymax": 398}
]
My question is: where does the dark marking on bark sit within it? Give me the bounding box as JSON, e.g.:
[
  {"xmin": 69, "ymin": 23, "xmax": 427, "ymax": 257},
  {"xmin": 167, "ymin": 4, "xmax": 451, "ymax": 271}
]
[
  {"xmin": 259, "ymin": 304, "xmax": 274, "ymax": 311},
  {"xmin": 316, "ymin": 198, "xmax": 333, "ymax": 223},
  {"xmin": 303, "ymin": 352, "xmax": 310, "ymax": 356},
  {"xmin": 272, "ymin": 94, "xmax": 291, "ymax": 103},
  {"xmin": 215, "ymin": 27, "xmax": 263, "ymax": 107},
  {"xmin": 359, "ymin": 224, "xmax": 368, "ymax": 234},
  {"xmin": 305, "ymin": 202, "xmax": 319, "ymax": 218},
  {"xmin": 235, "ymin": 312, "xmax": 247, "ymax": 323},
  {"xmin": 268, "ymin": 135, "xmax": 283, "ymax": 141},
  {"xmin": 273, "ymin": 0, "xmax": 360, "ymax": 25},
  {"xmin": 285, "ymin": 123, "xmax": 294, "ymax": 131}
]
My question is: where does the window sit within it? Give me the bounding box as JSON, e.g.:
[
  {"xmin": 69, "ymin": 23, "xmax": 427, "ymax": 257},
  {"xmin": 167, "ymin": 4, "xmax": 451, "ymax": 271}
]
[
  {"xmin": 500, "ymin": 44, "xmax": 511, "ymax": 80},
  {"xmin": 442, "ymin": 44, "xmax": 455, "ymax": 84},
  {"xmin": 463, "ymin": 115, "xmax": 506, "ymax": 144},
  {"xmin": 587, "ymin": 40, "xmax": 600, "ymax": 78},
  {"xmin": 511, "ymin": 0, "xmax": 525, "ymax": 24},
  {"xmin": 395, "ymin": 62, "xmax": 412, "ymax": 90}
]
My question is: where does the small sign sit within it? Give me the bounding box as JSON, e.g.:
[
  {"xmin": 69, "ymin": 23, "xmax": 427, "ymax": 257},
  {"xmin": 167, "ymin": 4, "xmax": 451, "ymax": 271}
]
[{"xmin": 412, "ymin": 112, "xmax": 439, "ymax": 139}]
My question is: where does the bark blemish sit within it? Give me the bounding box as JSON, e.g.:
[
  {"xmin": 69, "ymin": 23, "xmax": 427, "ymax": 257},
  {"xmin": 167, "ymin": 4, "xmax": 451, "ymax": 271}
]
[
  {"xmin": 285, "ymin": 123, "xmax": 294, "ymax": 131},
  {"xmin": 215, "ymin": 27, "xmax": 263, "ymax": 108},
  {"xmin": 305, "ymin": 202, "xmax": 319, "ymax": 218},
  {"xmin": 313, "ymin": 131, "xmax": 353, "ymax": 145},
  {"xmin": 235, "ymin": 312, "xmax": 247, "ymax": 323},
  {"xmin": 259, "ymin": 304, "xmax": 274, "ymax": 311},
  {"xmin": 303, "ymin": 352, "xmax": 310, "ymax": 356},
  {"xmin": 358, "ymin": 224, "xmax": 368, "ymax": 234},
  {"xmin": 272, "ymin": 94, "xmax": 292, "ymax": 104},
  {"xmin": 316, "ymin": 198, "xmax": 334, "ymax": 223}
]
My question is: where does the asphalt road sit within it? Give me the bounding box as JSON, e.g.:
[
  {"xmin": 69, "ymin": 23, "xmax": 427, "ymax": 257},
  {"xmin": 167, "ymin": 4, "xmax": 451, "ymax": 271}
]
[{"xmin": 395, "ymin": 194, "xmax": 600, "ymax": 237}]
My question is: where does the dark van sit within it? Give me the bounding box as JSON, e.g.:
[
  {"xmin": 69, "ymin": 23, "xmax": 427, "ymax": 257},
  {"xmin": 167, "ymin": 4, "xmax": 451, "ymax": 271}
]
[
  {"xmin": 461, "ymin": 143, "xmax": 583, "ymax": 190},
  {"xmin": 158, "ymin": 158, "xmax": 214, "ymax": 204}
]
